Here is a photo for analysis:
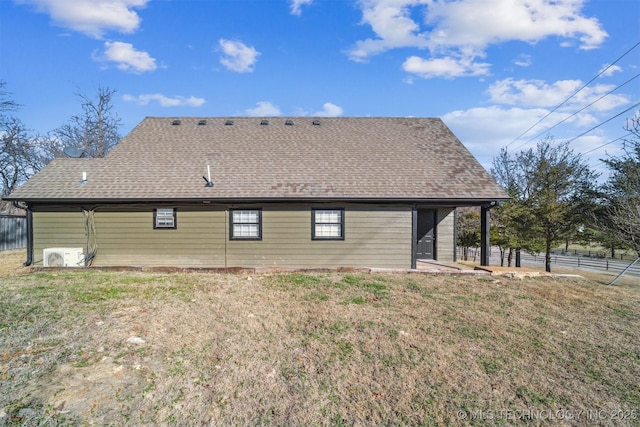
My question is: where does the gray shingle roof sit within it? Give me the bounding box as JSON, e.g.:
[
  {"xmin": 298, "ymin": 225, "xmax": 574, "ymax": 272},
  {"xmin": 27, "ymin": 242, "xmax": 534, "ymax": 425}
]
[{"xmin": 6, "ymin": 117, "xmax": 508, "ymax": 203}]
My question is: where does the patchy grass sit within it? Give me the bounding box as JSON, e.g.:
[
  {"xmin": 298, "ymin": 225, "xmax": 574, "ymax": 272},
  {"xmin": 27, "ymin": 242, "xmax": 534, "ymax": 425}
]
[{"xmin": 0, "ymin": 249, "xmax": 639, "ymax": 426}]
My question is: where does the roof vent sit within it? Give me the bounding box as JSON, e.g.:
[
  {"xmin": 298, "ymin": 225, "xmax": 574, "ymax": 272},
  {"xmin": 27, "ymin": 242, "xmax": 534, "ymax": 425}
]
[
  {"xmin": 172, "ymin": 119, "xmax": 181, "ymax": 126},
  {"xmin": 225, "ymin": 120, "xmax": 234, "ymax": 126},
  {"xmin": 260, "ymin": 119, "xmax": 269, "ymax": 125},
  {"xmin": 198, "ymin": 119, "xmax": 207, "ymax": 126},
  {"xmin": 285, "ymin": 119, "xmax": 294, "ymax": 126},
  {"xmin": 312, "ymin": 120, "xmax": 320, "ymax": 126}
]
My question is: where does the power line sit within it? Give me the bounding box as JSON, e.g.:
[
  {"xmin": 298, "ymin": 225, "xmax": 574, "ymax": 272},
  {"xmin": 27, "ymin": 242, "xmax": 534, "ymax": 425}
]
[
  {"xmin": 563, "ymin": 102, "xmax": 640, "ymax": 145},
  {"xmin": 513, "ymin": 72, "xmax": 640, "ymax": 151},
  {"xmin": 505, "ymin": 40, "xmax": 640, "ymax": 148},
  {"xmin": 583, "ymin": 133, "xmax": 632, "ymax": 155}
]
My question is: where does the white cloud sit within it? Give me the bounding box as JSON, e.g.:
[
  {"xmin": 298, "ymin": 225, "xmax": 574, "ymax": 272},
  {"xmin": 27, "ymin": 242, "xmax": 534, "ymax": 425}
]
[
  {"xmin": 313, "ymin": 102, "xmax": 344, "ymax": 117},
  {"xmin": 349, "ymin": 0, "xmax": 607, "ymax": 78},
  {"xmin": 95, "ymin": 41, "xmax": 156, "ymax": 73},
  {"xmin": 443, "ymin": 106, "xmax": 556, "ymax": 167},
  {"xmin": 514, "ymin": 54, "xmax": 532, "ymax": 67},
  {"xmin": 348, "ymin": 0, "xmax": 430, "ymax": 62},
  {"xmin": 17, "ymin": 0, "xmax": 148, "ymax": 38},
  {"xmin": 218, "ymin": 39, "xmax": 260, "ymax": 73},
  {"xmin": 245, "ymin": 101, "xmax": 281, "ymax": 116},
  {"xmin": 402, "ymin": 55, "xmax": 490, "ymax": 79},
  {"xmin": 123, "ymin": 93, "xmax": 206, "ymax": 107},
  {"xmin": 423, "ymin": 0, "xmax": 607, "ymax": 50},
  {"xmin": 290, "ymin": 0, "xmax": 313, "ymax": 16},
  {"xmin": 487, "ymin": 78, "xmax": 630, "ymax": 111},
  {"xmin": 599, "ymin": 64, "xmax": 622, "ymax": 77}
]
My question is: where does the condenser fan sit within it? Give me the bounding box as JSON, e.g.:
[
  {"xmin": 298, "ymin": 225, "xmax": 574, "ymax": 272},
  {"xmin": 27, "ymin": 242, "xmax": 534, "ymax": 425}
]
[{"xmin": 46, "ymin": 252, "xmax": 65, "ymax": 267}]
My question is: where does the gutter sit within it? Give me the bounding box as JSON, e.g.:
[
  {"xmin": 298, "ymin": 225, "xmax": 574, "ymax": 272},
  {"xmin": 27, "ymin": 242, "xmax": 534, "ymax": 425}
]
[
  {"xmin": 5, "ymin": 196, "xmax": 511, "ymax": 206},
  {"xmin": 25, "ymin": 208, "xmax": 33, "ymax": 266}
]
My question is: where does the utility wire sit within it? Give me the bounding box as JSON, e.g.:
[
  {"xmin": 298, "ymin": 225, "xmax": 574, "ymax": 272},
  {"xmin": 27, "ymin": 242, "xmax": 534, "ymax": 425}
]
[
  {"xmin": 513, "ymin": 72, "xmax": 640, "ymax": 151},
  {"xmin": 563, "ymin": 102, "xmax": 640, "ymax": 145},
  {"xmin": 583, "ymin": 133, "xmax": 632, "ymax": 155},
  {"xmin": 505, "ymin": 40, "xmax": 640, "ymax": 148}
]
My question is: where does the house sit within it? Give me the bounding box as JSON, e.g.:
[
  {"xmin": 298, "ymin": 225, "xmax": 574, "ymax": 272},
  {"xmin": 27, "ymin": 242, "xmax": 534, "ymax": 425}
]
[{"xmin": 5, "ymin": 117, "xmax": 509, "ymax": 269}]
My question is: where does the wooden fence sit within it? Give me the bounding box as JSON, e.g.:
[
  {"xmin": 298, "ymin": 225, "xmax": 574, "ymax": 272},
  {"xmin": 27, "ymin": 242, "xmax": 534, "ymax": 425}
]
[{"xmin": 0, "ymin": 215, "xmax": 27, "ymax": 251}]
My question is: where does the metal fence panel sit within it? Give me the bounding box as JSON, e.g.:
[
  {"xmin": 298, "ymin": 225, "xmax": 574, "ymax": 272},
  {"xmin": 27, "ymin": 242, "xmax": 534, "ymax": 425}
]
[
  {"xmin": 458, "ymin": 247, "xmax": 640, "ymax": 277},
  {"xmin": 0, "ymin": 215, "xmax": 27, "ymax": 251}
]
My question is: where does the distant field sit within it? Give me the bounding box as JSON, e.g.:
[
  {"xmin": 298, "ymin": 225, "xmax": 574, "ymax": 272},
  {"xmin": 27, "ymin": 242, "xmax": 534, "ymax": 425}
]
[{"xmin": 1, "ymin": 250, "xmax": 639, "ymax": 426}]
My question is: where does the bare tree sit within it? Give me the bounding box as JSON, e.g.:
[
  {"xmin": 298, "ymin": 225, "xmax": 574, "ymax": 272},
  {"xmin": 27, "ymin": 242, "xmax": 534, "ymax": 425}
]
[
  {"xmin": 54, "ymin": 87, "xmax": 122, "ymax": 158},
  {"xmin": 597, "ymin": 113, "xmax": 640, "ymax": 256},
  {"xmin": 0, "ymin": 81, "xmax": 20, "ymax": 114},
  {"xmin": 0, "ymin": 81, "xmax": 62, "ymax": 213}
]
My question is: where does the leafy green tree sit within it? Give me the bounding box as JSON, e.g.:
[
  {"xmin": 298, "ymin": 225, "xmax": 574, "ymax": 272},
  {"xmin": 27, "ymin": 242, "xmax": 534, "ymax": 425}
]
[
  {"xmin": 492, "ymin": 137, "xmax": 597, "ymax": 272},
  {"xmin": 456, "ymin": 208, "xmax": 480, "ymax": 261}
]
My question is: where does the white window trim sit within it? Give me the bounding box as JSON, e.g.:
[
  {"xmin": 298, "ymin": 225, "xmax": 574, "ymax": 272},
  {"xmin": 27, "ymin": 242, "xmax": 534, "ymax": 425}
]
[
  {"xmin": 312, "ymin": 208, "xmax": 344, "ymax": 240},
  {"xmin": 230, "ymin": 209, "xmax": 262, "ymax": 240},
  {"xmin": 154, "ymin": 208, "xmax": 177, "ymax": 229}
]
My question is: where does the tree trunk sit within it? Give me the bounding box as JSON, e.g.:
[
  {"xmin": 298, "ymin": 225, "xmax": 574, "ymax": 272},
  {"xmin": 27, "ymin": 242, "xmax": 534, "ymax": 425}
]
[
  {"xmin": 507, "ymin": 248, "xmax": 513, "ymax": 267},
  {"xmin": 545, "ymin": 240, "xmax": 552, "ymax": 273}
]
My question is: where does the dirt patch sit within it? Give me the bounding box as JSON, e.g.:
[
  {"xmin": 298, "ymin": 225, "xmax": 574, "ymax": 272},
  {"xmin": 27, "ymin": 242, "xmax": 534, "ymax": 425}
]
[{"xmin": 0, "ymin": 249, "xmax": 28, "ymax": 277}]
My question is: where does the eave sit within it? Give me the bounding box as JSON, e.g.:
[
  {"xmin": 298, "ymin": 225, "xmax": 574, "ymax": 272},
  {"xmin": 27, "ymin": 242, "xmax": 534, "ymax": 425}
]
[{"xmin": 5, "ymin": 196, "xmax": 511, "ymax": 207}]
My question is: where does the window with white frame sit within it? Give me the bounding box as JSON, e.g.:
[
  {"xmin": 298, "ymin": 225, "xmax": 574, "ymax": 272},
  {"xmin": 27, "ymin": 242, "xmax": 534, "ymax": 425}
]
[
  {"xmin": 312, "ymin": 208, "xmax": 344, "ymax": 240},
  {"xmin": 230, "ymin": 209, "xmax": 262, "ymax": 240},
  {"xmin": 154, "ymin": 208, "xmax": 176, "ymax": 229}
]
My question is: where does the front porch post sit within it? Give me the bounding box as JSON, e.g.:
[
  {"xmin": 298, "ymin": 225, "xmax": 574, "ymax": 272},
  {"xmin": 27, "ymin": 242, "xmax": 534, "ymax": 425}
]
[{"xmin": 480, "ymin": 205, "xmax": 490, "ymax": 266}]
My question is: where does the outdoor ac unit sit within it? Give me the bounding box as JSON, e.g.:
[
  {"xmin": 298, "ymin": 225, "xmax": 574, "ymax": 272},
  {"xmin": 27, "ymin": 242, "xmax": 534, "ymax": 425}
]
[{"xmin": 43, "ymin": 248, "xmax": 85, "ymax": 267}]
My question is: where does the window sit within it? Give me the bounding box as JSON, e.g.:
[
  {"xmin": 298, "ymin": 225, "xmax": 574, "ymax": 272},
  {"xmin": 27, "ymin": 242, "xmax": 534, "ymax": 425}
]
[
  {"xmin": 154, "ymin": 208, "xmax": 176, "ymax": 229},
  {"xmin": 312, "ymin": 208, "xmax": 344, "ymax": 240},
  {"xmin": 230, "ymin": 209, "xmax": 262, "ymax": 240}
]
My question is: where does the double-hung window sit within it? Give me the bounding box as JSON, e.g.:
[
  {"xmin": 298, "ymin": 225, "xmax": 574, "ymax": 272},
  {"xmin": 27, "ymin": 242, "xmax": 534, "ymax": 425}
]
[
  {"xmin": 230, "ymin": 209, "xmax": 262, "ymax": 240},
  {"xmin": 312, "ymin": 208, "xmax": 344, "ymax": 240},
  {"xmin": 154, "ymin": 208, "xmax": 177, "ymax": 229}
]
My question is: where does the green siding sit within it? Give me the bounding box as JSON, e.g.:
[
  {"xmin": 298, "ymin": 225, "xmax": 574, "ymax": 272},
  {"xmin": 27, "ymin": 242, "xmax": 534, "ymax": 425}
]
[
  {"xmin": 436, "ymin": 208, "xmax": 455, "ymax": 262},
  {"xmin": 227, "ymin": 205, "xmax": 411, "ymax": 268},
  {"xmin": 33, "ymin": 211, "xmax": 86, "ymax": 266},
  {"xmin": 31, "ymin": 204, "xmax": 414, "ymax": 268},
  {"xmin": 93, "ymin": 210, "xmax": 226, "ymax": 267}
]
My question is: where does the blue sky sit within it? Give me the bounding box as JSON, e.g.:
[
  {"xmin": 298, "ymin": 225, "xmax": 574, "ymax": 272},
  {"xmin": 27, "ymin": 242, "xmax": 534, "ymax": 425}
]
[{"xmin": 1, "ymin": 0, "xmax": 638, "ymax": 173}]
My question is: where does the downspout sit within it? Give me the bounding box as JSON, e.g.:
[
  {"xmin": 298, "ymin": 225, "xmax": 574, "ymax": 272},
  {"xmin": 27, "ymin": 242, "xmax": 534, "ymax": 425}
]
[{"xmin": 13, "ymin": 201, "xmax": 33, "ymax": 266}]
